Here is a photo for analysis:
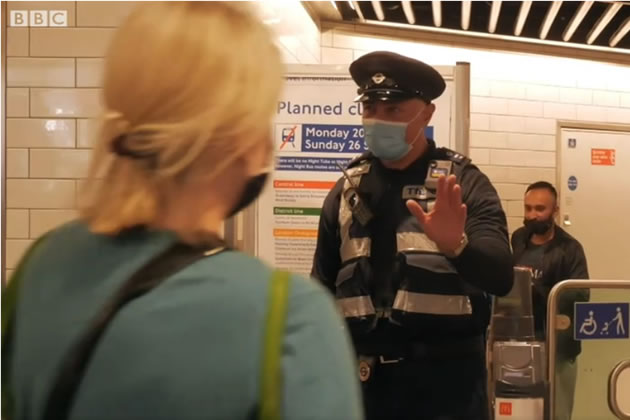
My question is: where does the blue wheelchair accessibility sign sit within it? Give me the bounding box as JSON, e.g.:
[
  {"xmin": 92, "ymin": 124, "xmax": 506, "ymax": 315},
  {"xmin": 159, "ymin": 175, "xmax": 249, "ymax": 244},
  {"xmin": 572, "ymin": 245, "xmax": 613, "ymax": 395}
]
[{"xmin": 575, "ymin": 302, "xmax": 629, "ymax": 340}]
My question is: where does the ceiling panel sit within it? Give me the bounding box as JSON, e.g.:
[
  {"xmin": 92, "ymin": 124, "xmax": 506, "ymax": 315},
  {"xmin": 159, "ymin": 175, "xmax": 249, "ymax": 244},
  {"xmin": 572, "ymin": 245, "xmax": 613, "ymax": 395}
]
[{"xmin": 332, "ymin": 1, "xmax": 630, "ymax": 50}]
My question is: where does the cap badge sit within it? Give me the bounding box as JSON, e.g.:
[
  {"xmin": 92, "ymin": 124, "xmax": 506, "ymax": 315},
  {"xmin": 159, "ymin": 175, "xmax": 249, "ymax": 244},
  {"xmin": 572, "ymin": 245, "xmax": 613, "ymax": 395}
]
[{"xmin": 371, "ymin": 73, "xmax": 386, "ymax": 85}]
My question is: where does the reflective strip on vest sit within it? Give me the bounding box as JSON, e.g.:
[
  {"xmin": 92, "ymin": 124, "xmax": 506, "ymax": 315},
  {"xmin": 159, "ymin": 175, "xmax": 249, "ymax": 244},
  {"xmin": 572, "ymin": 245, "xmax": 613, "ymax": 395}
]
[
  {"xmin": 396, "ymin": 232, "xmax": 440, "ymax": 253},
  {"xmin": 337, "ymin": 295, "xmax": 376, "ymax": 318},
  {"xmin": 340, "ymin": 238, "xmax": 371, "ymax": 263},
  {"xmin": 392, "ymin": 290, "xmax": 473, "ymax": 315},
  {"xmin": 338, "ymin": 162, "xmax": 371, "ymax": 262}
]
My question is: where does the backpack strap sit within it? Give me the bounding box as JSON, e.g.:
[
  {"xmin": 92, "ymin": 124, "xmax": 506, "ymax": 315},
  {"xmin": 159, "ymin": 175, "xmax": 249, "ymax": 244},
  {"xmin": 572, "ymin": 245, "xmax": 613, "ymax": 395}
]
[
  {"xmin": 42, "ymin": 240, "xmax": 226, "ymax": 420},
  {"xmin": 259, "ymin": 270, "xmax": 292, "ymax": 420}
]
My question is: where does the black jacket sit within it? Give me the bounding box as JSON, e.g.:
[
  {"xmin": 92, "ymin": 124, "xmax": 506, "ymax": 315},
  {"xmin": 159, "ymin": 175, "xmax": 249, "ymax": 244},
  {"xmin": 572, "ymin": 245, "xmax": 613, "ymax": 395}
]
[
  {"xmin": 311, "ymin": 141, "xmax": 514, "ymax": 346},
  {"xmin": 511, "ymin": 224, "xmax": 589, "ymax": 359}
]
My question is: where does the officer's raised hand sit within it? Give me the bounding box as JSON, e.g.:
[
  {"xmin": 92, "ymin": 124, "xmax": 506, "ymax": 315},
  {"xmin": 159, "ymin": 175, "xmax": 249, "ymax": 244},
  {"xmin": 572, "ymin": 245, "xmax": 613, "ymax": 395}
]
[{"xmin": 406, "ymin": 174, "xmax": 467, "ymax": 256}]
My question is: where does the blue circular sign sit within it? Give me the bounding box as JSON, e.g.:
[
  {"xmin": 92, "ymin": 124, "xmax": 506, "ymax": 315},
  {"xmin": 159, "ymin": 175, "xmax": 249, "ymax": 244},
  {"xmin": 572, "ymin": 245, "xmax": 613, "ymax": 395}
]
[{"xmin": 568, "ymin": 176, "xmax": 578, "ymax": 191}]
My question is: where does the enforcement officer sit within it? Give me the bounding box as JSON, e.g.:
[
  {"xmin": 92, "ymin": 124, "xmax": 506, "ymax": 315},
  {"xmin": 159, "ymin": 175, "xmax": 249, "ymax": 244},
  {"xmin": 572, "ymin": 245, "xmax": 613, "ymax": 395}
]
[{"xmin": 311, "ymin": 51, "xmax": 514, "ymax": 420}]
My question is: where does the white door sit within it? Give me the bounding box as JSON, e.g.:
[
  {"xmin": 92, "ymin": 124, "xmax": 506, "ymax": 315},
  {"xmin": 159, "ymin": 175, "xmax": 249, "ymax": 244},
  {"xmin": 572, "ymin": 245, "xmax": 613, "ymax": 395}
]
[{"xmin": 559, "ymin": 127, "xmax": 630, "ymax": 280}]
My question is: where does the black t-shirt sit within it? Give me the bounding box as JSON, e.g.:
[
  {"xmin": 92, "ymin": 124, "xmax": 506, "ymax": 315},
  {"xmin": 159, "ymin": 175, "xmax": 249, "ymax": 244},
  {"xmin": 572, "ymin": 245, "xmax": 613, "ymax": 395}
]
[
  {"xmin": 516, "ymin": 242, "xmax": 547, "ymax": 337},
  {"xmin": 516, "ymin": 242, "xmax": 544, "ymax": 281}
]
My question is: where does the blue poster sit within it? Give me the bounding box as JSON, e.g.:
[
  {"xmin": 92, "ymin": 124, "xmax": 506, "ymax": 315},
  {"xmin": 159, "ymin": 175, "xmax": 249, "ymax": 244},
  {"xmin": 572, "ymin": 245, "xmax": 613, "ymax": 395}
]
[
  {"xmin": 424, "ymin": 126, "xmax": 434, "ymax": 140},
  {"xmin": 276, "ymin": 156, "xmax": 351, "ymax": 172},
  {"xmin": 301, "ymin": 124, "xmax": 366, "ymax": 154},
  {"xmin": 574, "ymin": 302, "xmax": 629, "ymax": 340}
]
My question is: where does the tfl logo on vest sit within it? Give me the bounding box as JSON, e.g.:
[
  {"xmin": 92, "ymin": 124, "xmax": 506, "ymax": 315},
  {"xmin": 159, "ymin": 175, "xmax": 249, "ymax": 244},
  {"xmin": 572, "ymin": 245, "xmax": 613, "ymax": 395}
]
[{"xmin": 403, "ymin": 185, "xmax": 428, "ymax": 200}]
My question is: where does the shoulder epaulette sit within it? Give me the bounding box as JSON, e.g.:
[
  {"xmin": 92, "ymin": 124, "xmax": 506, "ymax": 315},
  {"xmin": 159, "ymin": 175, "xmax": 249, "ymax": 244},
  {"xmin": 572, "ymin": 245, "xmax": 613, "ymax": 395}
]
[
  {"xmin": 346, "ymin": 151, "xmax": 374, "ymax": 169},
  {"xmin": 434, "ymin": 147, "xmax": 470, "ymax": 165}
]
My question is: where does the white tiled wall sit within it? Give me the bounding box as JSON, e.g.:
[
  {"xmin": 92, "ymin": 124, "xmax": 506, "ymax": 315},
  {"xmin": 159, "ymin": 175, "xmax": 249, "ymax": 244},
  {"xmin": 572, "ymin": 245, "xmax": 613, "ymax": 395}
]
[
  {"xmin": 4, "ymin": 1, "xmax": 321, "ymax": 276},
  {"xmin": 4, "ymin": 1, "xmax": 129, "ymax": 273},
  {"xmin": 319, "ymin": 25, "xmax": 630, "ymax": 233},
  {"xmin": 255, "ymin": 0, "xmax": 321, "ymax": 64}
]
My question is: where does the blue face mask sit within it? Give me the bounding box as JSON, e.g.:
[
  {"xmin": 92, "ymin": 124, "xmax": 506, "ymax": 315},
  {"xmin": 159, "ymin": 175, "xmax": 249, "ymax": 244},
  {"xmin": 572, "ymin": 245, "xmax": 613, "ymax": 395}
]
[{"xmin": 362, "ymin": 111, "xmax": 423, "ymax": 161}]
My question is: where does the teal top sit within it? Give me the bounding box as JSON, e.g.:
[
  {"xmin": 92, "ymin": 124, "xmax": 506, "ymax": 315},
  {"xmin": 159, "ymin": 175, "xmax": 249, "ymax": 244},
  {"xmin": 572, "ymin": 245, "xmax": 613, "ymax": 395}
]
[{"xmin": 3, "ymin": 221, "xmax": 363, "ymax": 420}]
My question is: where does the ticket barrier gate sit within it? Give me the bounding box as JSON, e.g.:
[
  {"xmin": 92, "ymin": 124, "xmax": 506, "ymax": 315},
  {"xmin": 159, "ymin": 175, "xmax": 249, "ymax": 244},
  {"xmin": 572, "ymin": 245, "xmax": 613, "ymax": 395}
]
[{"xmin": 488, "ymin": 267, "xmax": 547, "ymax": 420}]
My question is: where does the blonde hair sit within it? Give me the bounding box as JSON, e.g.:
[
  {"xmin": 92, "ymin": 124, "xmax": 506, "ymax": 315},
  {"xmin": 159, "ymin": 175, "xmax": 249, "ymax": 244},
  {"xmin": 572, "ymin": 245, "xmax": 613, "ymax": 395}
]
[{"xmin": 80, "ymin": 2, "xmax": 283, "ymax": 234}]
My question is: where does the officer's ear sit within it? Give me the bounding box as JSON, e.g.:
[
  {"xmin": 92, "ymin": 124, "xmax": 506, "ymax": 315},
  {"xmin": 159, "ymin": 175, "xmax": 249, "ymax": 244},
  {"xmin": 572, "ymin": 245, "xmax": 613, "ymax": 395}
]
[{"xmin": 421, "ymin": 102, "xmax": 436, "ymax": 125}]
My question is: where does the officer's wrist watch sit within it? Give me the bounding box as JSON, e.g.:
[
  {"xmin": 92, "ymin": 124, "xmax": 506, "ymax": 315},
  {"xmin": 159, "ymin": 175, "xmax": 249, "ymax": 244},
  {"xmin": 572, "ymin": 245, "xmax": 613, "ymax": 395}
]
[{"xmin": 444, "ymin": 233, "xmax": 468, "ymax": 258}]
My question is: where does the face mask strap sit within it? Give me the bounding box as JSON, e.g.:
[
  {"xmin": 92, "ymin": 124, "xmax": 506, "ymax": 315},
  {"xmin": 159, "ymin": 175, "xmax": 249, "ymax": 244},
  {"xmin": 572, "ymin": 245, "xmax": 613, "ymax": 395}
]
[{"xmin": 406, "ymin": 109, "xmax": 427, "ymax": 148}]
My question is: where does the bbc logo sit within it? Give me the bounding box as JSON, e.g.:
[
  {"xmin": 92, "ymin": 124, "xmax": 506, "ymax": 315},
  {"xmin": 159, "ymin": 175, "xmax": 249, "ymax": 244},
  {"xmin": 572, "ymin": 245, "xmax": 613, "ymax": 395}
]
[{"xmin": 10, "ymin": 10, "xmax": 68, "ymax": 27}]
